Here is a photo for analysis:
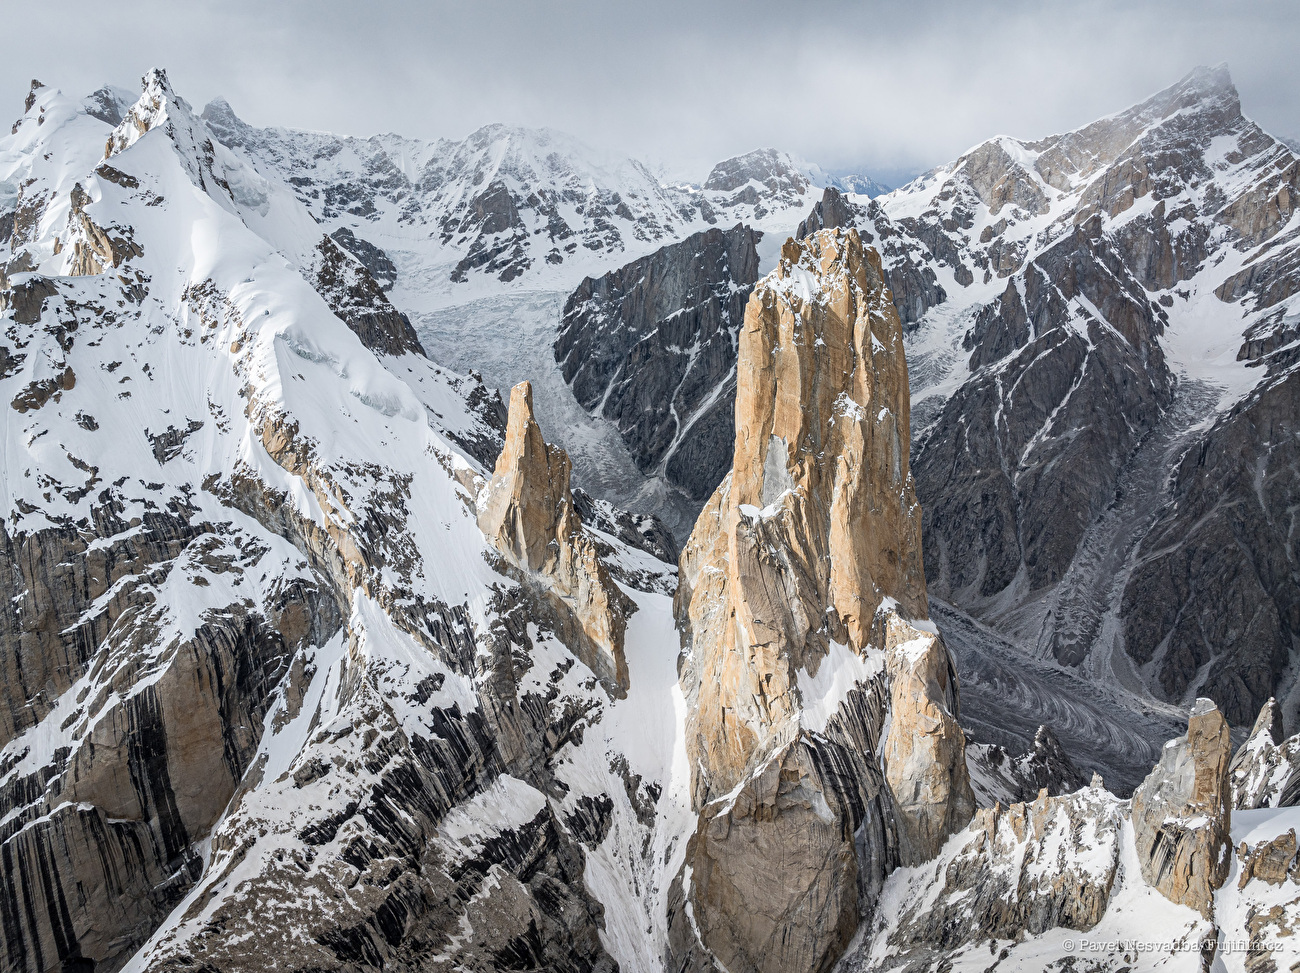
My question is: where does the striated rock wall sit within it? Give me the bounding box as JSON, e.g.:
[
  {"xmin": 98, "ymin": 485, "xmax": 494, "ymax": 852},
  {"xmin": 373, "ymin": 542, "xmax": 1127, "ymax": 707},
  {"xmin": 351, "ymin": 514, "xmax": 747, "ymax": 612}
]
[
  {"xmin": 668, "ymin": 228, "xmax": 973, "ymax": 973},
  {"xmin": 555, "ymin": 224, "xmax": 761, "ymax": 501}
]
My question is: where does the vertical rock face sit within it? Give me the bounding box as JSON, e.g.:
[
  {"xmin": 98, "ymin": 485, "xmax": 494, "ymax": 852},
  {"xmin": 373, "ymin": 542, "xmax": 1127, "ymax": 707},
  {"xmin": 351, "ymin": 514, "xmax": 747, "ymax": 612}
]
[
  {"xmin": 478, "ymin": 381, "xmax": 635, "ymax": 694},
  {"xmin": 1130, "ymin": 698, "xmax": 1232, "ymax": 918},
  {"xmin": 555, "ymin": 224, "xmax": 761, "ymax": 502},
  {"xmin": 1120, "ymin": 366, "xmax": 1300, "ymax": 726},
  {"xmin": 669, "ymin": 228, "xmax": 973, "ymax": 973}
]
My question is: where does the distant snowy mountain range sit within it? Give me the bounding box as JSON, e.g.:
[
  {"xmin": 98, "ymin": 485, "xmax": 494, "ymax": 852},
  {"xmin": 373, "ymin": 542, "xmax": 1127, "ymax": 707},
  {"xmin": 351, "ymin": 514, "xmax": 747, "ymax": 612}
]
[
  {"xmin": 3, "ymin": 62, "xmax": 1300, "ymax": 973},
  {"xmin": 199, "ymin": 100, "xmax": 890, "ymax": 302}
]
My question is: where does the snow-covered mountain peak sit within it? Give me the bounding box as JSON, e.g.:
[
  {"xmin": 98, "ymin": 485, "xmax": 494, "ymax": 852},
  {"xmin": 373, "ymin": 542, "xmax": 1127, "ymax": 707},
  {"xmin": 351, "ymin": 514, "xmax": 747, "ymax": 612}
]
[
  {"xmin": 702, "ymin": 146, "xmax": 810, "ymax": 194},
  {"xmin": 20, "ymin": 78, "xmax": 44, "ymax": 113},
  {"xmin": 197, "ymin": 95, "xmax": 244, "ymax": 139},
  {"xmin": 4, "ymin": 58, "xmax": 1300, "ymax": 973},
  {"xmin": 194, "ymin": 101, "xmax": 831, "ymax": 301},
  {"xmin": 101, "ymin": 67, "xmax": 246, "ymax": 223},
  {"xmin": 81, "ymin": 83, "xmax": 135, "ymax": 127},
  {"xmin": 106, "ymin": 68, "xmax": 194, "ymax": 158}
]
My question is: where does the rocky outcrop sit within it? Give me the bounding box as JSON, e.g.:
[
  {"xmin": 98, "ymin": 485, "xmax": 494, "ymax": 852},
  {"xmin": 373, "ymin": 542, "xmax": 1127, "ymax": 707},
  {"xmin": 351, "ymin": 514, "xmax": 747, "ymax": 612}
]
[
  {"xmin": 1130, "ymin": 698, "xmax": 1232, "ymax": 918},
  {"xmin": 309, "ymin": 233, "xmax": 425, "ymax": 357},
  {"xmin": 857, "ymin": 779, "xmax": 1124, "ymax": 968},
  {"xmin": 702, "ymin": 149, "xmax": 810, "ymax": 219},
  {"xmin": 1231, "ymin": 818, "xmax": 1300, "ymax": 973},
  {"xmin": 967, "ymin": 723, "xmax": 1089, "ymax": 806},
  {"xmin": 844, "ymin": 710, "xmax": 1254, "ymax": 971},
  {"xmin": 1237, "ymin": 829, "xmax": 1299, "ymax": 888},
  {"xmin": 446, "ymin": 178, "xmax": 532, "ymax": 283},
  {"xmin": 668, "ymin": 228, "xmax": 972, "ymax": 973},
  {"xmin": 477, "ymin": 381, "xmax": 636, "ymax": 695},
  {"xmin": 796, "ymin": 187, "xmax": 947, "ymax": 327},
  {"xmin": 880, "ymin": 616, "xmax": 976, "ymax": 862},
  {"xmin": 105, "ymin": 69, "xmax": 232, "ymax": 204},
  {"xmin": 329, "ymin": 226, "xmax": 397, "ymax": 290},
  {"xmin": 555, "ymin": 224, "xmax": 760, "ymax": 501},
  {"xmin": 571, "ymin": 486, "xmax": 679, "ymax": 564},
  {"xmin": 1231, "ymin": 698, "xmax": 1300, "ymax": 809},
  {"xmin": 65, "ymin": 180, "xmax": 143, "ymax": 276}
]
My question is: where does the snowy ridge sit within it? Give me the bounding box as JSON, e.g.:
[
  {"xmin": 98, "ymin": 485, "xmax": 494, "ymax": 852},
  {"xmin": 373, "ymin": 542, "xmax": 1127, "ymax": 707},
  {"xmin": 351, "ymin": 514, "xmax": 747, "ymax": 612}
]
[
  {"xmin": 3, "ymin": 63, "xmax": 1300, "ymax": 973},
  {"xmin": 200, "ymin": 108, "xmax": 829, "ymax": 309},
  {"xmin": 0, "ymin": 69, "xmax": 693, "ymax": 973},
  {"xmin": 876, "ymin": 64, "xmax": 1300, "ymax": 756}
]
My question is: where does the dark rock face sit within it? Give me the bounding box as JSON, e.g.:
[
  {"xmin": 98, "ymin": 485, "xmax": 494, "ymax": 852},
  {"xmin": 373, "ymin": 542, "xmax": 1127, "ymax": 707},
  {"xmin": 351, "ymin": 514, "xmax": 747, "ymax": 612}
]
[
  {"xmin": 967, "ymin": 724, "xmax": 1090, "ymax": 806},
  {"xmin": 796, "ymin": 187, "xmax": 947, "ymax": 328},
  {"xmin": 555, "ymin": 224, "xmax": 761, "ymax": 500},
  {"xmin": 1231, "ymin": 698, "xmax": 1300, "ymax": 809},
  {"xmin": 309, "ymin": 233, "xmax": 426, "ymax": 357},
  {"xmin": 701, "ymin": 149, "xmax": 810, "ymax": 219},
  {"xmin": 572, "ymin": 487, "xmax": 679, "ymax": 564},
  {"xmin": 81, "ymin": 85, "xmax": 131, "ymax": 127},
  {"xmin": 330, "ymin": 226, "xmax": 398, "ymax": 290},
  {"xmin": 445, "ymin": 179, "xmax": 532, "ymax": 283},
  {"xmin": 892, "ymin": 65, "xmax": 1300, "ymax": 738},
  {"xmin": 0, "ymin": 494, "xmax": 343, "ymax": 973},
  {"xmin": 913, "ymin": 225, "xmax": 1173, "ymax": 604},
  {"xmin": 1121, "ymin": 367, "xmax": 1300, "ymax": 725}
]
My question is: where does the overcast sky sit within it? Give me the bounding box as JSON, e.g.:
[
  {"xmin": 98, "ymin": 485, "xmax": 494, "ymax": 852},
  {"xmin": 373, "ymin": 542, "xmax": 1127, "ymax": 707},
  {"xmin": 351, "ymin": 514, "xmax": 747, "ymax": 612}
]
[{"xmin": 4, "ymin": 0, "xmax": 1297, "ymax": 184}]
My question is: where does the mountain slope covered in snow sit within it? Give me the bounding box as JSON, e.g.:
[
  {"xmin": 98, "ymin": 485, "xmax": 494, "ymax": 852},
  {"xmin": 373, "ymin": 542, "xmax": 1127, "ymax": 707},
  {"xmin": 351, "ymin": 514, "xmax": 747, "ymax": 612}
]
[
  {"xmin": 2, "ymin": 63, "xmax": 1299, "ymax": 973},
  {"xmin": 890, "ymin": 64, "xmax": 1300, "ymax": 741},
  {"xmin": 0, "ymin": 70, "xmax": 690, "ymax": 973},
  {"xmin": 543, "ymin": 65, "xmax": 1300, "ymax": 787}
]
